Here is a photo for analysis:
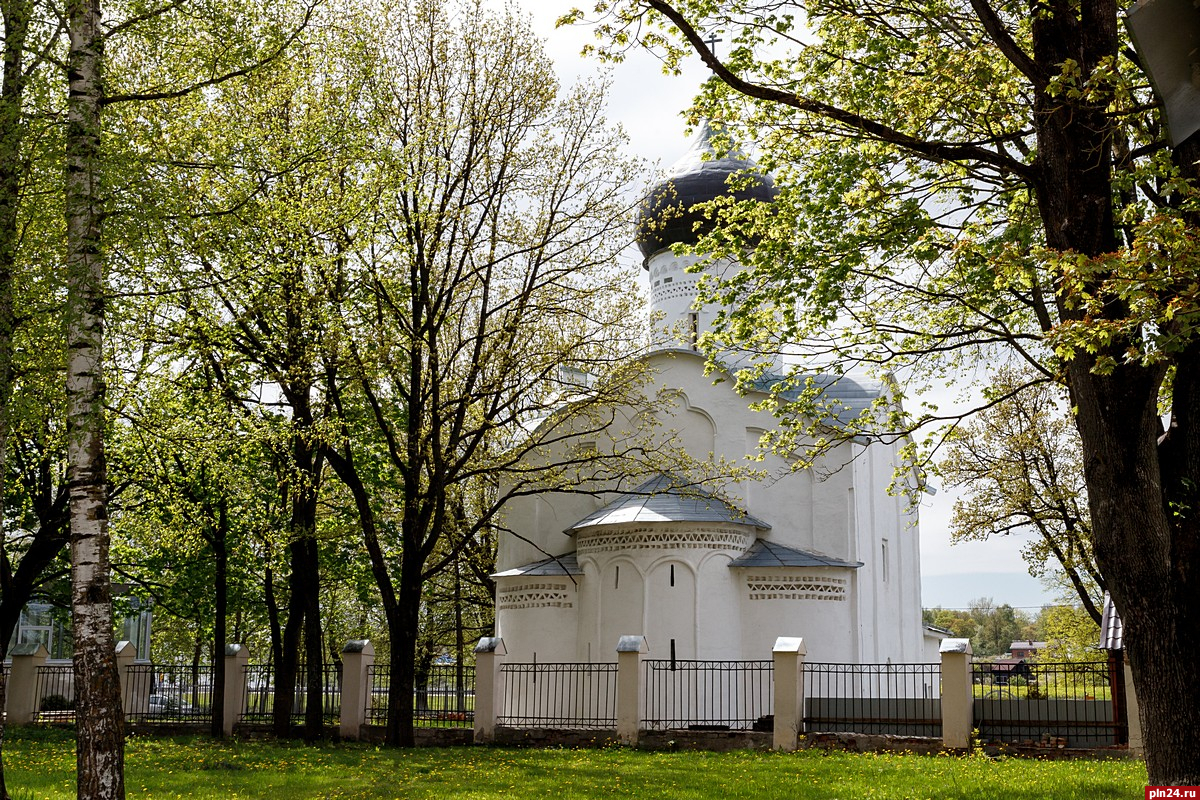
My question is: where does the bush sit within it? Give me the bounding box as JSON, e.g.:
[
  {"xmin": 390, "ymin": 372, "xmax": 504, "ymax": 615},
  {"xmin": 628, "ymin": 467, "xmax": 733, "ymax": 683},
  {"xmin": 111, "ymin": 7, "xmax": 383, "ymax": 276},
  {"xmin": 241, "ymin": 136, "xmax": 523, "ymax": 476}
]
[{"xmin": 39, "ymin": 694, "xmax": 74, "ymax": 711}]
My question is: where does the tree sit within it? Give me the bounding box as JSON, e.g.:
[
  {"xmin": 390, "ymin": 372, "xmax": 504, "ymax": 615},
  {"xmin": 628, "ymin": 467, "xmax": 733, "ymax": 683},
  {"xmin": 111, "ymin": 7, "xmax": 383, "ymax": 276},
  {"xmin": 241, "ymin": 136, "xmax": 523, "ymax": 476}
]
[
  {"xmin": 0, "ymin": 2, "xmax": 69, "ymax": 795},
  {"xmin": 969, "ymin": 597, "xmax": 1033, "ymax": 659},
  {"xmin": 55, "ymin": 0, "xmax": 315, "ymax": 787},
  {"xmin": 923, "ymin": 598, "xmax": 1039, "ymax": 657},
  {"xmin": 109, "ymin": 364, "xmax": 279, "ymax": 736},
  {"xmin": 941, "ymin": 367, "xmax": 1104, "ymax": 622},
  {"xmin": 578, "ymin": 0, "xmax": 1200, "ymax": 782},
  {"xmin": 922, "ymin": 607, "xmax": 978, "ymax": 640},
  {"xmin": 62, "ymin": 0, "xmax": 127, "ymax": 790},
  {"xmin": 316, "ymin": 0, "xmax": 650, "ymax": 746},
  {"xmin": 1037, "ymin": 602, "xmax": 1104, "ymax": 664},
  {"xmin": 125, "ymin": 8, "xmax": 377, "ymax": 741}
]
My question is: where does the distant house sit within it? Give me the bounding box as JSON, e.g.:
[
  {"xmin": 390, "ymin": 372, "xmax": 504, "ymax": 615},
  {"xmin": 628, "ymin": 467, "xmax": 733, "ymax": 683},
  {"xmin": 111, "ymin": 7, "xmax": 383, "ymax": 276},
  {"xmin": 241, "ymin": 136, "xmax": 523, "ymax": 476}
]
[
  {"xmin": 990, "ymin": 657, "xmax": 1034, "ymax": 684},
  {"xmin": 1009, "ymin": 640, "xmax": 1047, "ymax": 660}
]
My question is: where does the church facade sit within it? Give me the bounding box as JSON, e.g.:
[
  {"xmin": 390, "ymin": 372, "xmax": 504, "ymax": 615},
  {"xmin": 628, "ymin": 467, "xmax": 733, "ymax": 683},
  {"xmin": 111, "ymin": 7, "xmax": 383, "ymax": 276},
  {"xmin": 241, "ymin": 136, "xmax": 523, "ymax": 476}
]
[{"xmin": 492, "ymin": 123, "xmax": 927, "ymax": 666}]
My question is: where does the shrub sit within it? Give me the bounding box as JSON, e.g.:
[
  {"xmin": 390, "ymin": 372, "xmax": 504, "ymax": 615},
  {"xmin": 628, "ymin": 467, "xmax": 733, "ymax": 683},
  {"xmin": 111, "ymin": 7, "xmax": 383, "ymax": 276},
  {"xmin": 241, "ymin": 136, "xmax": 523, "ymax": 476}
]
[{"xmin": 39, "ymin": 694, "xmax": 74, "ymax": 711}]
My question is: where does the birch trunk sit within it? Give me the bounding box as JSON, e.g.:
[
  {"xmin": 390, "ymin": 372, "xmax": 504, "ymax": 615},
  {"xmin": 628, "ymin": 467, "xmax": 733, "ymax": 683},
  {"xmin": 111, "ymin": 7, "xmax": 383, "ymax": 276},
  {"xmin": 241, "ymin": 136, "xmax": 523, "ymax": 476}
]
[{"xmin": 66, "ymin": 0, "xmax": 125, "ymax": 795}]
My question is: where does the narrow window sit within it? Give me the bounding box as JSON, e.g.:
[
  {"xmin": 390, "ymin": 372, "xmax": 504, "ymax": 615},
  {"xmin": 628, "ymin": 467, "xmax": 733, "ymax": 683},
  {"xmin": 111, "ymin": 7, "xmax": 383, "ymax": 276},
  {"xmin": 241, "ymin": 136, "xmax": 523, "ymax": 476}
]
[
  {"xmin": 670, "ymin": 563, "xmax": 675, "ymax": 587},
  {"xmin": 688, "ymin": 312, "xmax": 699, "ymax": 350},
  {"xmin": 615, "ymin": 565, "xmax": 620, "ymax": 589},
  {"xmin": 882, "ymin": 539, "xmax": 890, "ymax": 583}
]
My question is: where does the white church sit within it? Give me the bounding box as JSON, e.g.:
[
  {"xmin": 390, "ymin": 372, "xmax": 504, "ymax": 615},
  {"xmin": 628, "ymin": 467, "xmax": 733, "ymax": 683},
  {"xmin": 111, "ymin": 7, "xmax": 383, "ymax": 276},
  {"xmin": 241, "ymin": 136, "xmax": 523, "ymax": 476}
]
[{"xmin": 493, "ymin": 123, "xmax": 928, "ymax": 667}]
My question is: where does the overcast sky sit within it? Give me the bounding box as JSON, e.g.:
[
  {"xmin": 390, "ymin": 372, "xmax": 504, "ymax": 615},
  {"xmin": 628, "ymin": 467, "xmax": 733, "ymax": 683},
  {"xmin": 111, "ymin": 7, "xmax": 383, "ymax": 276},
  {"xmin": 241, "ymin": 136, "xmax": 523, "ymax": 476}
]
[{"xmin": 519, "ymin": 2, "xmax": 1058, "ymax": 610}]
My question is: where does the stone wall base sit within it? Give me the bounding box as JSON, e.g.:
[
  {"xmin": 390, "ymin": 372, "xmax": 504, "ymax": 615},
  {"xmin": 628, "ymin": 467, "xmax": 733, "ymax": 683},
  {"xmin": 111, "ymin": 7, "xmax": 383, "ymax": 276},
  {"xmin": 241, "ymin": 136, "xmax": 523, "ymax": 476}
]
[
  {"xmin": 800, "ymin": 732, "xmax": 945, "ymax": 755},
  {"xmin": 493, "ymin": 726, "xmax": 621, "ymax": 748},
  {"xmin": 637, "ymin": 730, "xmax": 772, "ymax": 752},
  {"xmin": 357, "ymin": 725, "xmax": 473, "ymax": 747}
]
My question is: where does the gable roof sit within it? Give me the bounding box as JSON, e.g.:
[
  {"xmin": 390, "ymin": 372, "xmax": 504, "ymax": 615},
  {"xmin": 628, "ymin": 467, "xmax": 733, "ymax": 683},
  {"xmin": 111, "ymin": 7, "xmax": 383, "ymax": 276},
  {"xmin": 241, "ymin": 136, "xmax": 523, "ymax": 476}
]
[
  {"xmin": 727, "ymin": 539, "xmax": 862, "ymax": 569},
  {"xmin": 565, "ymin": 474, "xmax": 770, "ymax": 534}
]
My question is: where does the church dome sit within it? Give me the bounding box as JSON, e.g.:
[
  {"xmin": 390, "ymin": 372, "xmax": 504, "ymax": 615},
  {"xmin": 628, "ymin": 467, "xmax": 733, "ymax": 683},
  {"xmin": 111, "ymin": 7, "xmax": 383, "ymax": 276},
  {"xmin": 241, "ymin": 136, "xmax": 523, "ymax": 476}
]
[{"xmin": 634, "ymin": 120, "xmax": 777, "ymax": 264}]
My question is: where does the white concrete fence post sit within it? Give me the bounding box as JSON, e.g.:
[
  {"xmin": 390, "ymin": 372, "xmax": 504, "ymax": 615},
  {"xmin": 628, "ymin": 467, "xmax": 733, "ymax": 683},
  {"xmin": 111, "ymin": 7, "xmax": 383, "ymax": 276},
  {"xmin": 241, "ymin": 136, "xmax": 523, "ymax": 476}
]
[
  {"xmin": 939, "ymin": 638, "xmax": 974, "ymax": 749},
  {"xmin": 473, "ymin": 637, "xmax": 506, "ymax": 743},
  {"xmin": 772, "ymin": 637, "xmax": 807, "ymax": 751},
  {"xmin": 616, "ymin": 635, "xmax": 648, "ymax": 746},
  {"xmin": 6, "ymin": 643, "xmax": 48, "ymax": 725},
  {"xmin": 1124, "ymin": 659, "xmax": 1143, "ymax": 755},
  {"xmin": 223, "ymin": 644, "xmax": 250, "ymax": 737},
  {"xmin": 115, "ymin": 640, "xmax": 138, "ymax": 717},
  {"xmin": 339, "ymin": 640, "xmax": 374, "ymax": 740}
]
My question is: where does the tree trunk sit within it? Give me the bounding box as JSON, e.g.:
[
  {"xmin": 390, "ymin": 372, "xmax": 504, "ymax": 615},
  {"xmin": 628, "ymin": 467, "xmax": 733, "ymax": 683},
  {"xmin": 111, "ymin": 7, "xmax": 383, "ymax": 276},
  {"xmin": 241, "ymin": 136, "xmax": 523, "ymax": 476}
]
[
  {"xmin": 320, "ymin": 443, "xmax": 404, "ymax": 743},
  {"xmin": 211, "ymin": 499, "xmax": 228, "ymax": 738},
  {"xmin": 272, "ymin": 542, "xmax": 305, "ymax": 739},
  {"xmin": 389, "ymin": 551, "xmax": 423, "ymax": 747},
  {"xmin": 264, "ymin": 561, "xmax": 282, "ymax": 669},
  {"xmin": 65, "ymin": 0, "xmax": 124, "ymax": 794},
  {"xmin": 272, "ymin": 430, "xmax": 323, "ymax": 740},
  {"xmin": 454, "ymin": 560, "xmax": 465, "ymax": 715},
  {"xmin": 301, "ymin": 535, "xmax": 323, "ymax": 742},
  {"xmin": 1069, "ymin": 358, "xmax": 1200, "ymax": 783}
]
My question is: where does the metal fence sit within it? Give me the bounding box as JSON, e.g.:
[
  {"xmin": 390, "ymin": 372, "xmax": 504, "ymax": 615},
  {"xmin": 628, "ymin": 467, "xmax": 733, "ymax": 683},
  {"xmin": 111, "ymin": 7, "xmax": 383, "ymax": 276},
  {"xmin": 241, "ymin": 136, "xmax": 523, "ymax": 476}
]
[
  {"xmin": 33, "ymin": 663, "xmax": 75, "ymax": 723},
  {"xmin": 498, "ymin": 662, "xmax": 618, "ymax": 729},
  {"xmin": 804, "ymin": 662, "xmax": 942, "ymax": 737},
  {"xmin": 241, "ymin": 664, "xmax": 341, "ymax": 724},
  {"xmin": 366, "ymin": 663, "xmax": 475, "ymax": 728},
  {"xmin": 643, "ymin": 659, "xmax": 774, "ymax": 731},
  {"xmin": 972, "ymin": 660, "xmax": 1125, "ymax": 746},
  {"xmin": 126, "ymin": 663, "xmax": 215, "ymax": 723}
]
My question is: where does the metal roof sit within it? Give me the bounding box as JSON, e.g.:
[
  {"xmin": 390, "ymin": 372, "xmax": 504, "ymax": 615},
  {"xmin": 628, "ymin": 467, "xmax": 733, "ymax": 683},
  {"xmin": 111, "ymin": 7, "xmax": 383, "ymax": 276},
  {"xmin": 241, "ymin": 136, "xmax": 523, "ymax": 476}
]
[
  {"xmin": 565, "ymin": 474, "xmax": 770, "ymax": 534},
  {"xmin": 727, "ymin": 539, "xmax": 862, "ymax": 569},
  {"xmin": 492, "ymin": 552, "xmax": 581, "ymax": 578},
  {"xmin": 750, "ymin": 370, "xmax": 886, "ymax": 423},
  {"xmin": 1100, "ymin": 592, "xmax": 1124, "ymax": 650}
]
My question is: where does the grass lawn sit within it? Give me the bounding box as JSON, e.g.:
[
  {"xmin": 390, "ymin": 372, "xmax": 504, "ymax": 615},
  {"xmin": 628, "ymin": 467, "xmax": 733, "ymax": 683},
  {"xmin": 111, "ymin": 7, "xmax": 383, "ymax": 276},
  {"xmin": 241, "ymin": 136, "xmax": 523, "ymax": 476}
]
[{"xmin": 3, "ymin": 727, "xmax": 1147, "ymax": 799}]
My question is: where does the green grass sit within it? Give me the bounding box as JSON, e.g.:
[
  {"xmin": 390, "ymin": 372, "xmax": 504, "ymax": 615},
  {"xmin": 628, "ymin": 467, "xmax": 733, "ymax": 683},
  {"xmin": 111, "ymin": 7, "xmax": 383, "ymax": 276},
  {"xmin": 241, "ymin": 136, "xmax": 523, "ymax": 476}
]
[{"xmin": 1, "ymin": 727, "xmax": 1147, "ymax": 799}]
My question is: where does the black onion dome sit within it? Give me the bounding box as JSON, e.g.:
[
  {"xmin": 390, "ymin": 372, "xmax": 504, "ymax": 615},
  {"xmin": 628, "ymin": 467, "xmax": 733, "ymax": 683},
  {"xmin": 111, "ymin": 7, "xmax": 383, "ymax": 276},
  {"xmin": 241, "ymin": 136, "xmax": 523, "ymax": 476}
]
[{"xmin": 635, "ymin": 120, "xmax": 777, "ymax": 265}]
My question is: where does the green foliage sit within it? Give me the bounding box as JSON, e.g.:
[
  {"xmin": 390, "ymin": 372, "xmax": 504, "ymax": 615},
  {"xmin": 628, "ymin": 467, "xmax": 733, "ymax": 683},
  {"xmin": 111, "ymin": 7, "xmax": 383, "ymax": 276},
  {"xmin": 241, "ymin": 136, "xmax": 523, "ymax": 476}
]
[
  {"xmin": 570, "ymin": 0, "xmax": 1195, "ymax": 489},
  {"xmin": 940, "ymin": 367, "xmax": 1103, "ymax": 619},
  {"xmin": 1038, "ymin": 604, "xmax": 1104, "ymax": 664},
  {"xmin": 924, "ymin": 597, "xmax": 1038, "ymax": 658}
]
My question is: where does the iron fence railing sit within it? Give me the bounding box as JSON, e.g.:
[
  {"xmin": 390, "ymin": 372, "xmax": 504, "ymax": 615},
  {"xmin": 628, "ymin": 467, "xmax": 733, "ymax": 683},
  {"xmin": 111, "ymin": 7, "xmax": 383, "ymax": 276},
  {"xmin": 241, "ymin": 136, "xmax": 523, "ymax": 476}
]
[
  {"xmin": 804, "ymin": 662, "xmax": 942, "ymax": 737},
  {"xmin": 498, "ymin": 662, "xmax": 617, "ymax": 729},
  {"xmin": 33, "ymin": 663, "xmax": 75, "ymax": 723},
  {"xmin": 125, "ymin": 663, "xmax": 215, "ymax": 723},
  {"xmin": 972, "ymin": 660, "xmax": 1125, "ymax": 746},
  {"xmin": 366, "ymin": 663, "xmax": 475, "ymax": 728},
  {"xmin": 241, "ymin": 664, "xmax": 341, "ymax": 725},
  {"xmin": 643, "ymin": 659, "xmax": 774, "ymax": 731}
]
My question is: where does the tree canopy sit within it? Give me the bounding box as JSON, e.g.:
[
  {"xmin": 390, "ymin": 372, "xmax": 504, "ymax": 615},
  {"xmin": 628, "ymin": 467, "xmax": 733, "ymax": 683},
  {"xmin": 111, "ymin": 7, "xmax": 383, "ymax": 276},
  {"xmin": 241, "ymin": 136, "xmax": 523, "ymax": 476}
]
[{"xmin": 571, "ymin": 0, "xmax": 1200, "ymax": 783}]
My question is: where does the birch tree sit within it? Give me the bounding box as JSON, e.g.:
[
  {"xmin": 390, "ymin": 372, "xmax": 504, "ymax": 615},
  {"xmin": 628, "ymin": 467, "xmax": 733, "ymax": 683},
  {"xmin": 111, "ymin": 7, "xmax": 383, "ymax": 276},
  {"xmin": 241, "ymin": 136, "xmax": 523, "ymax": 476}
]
[{"xmin": 58, "ymin": 0, "xmax": 314, "ymax": 790}]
